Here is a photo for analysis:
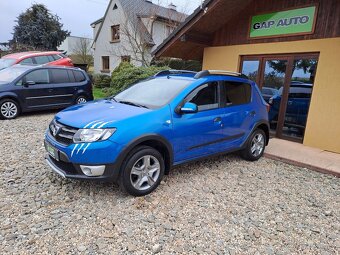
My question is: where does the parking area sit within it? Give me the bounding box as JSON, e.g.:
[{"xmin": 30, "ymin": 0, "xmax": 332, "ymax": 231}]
[{"xmin": 0, "ymin": 112, "xmax": 339, "ymax": 254}]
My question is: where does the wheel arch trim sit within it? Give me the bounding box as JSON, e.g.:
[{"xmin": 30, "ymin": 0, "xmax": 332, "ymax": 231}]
[{"xmin": 113, "ymin": 134, "xmax": 174, "ymax": 179}]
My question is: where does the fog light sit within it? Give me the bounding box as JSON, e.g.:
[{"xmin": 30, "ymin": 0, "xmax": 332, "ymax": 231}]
[{"xmin": 80, "ymin": 165, "xmax": 105, "ymax": 177}]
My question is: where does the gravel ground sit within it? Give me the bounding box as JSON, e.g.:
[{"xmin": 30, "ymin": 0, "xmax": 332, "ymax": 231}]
[{"xmin": 0, "ymin": 112, "xmax": 339, "ymax": 255}]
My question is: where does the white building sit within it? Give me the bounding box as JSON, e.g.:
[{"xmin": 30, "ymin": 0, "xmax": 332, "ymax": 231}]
[
  {"xmin": 90, "ymin": 0, "xmax": 186, "ymax": 74},
  {"xmin": 58, "ymin": 36, "xmax": 93, "ymax": 55}
]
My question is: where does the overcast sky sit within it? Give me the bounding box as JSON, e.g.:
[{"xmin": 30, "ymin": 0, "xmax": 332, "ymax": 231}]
[{"xmin": 0, "ymin": 0, "xmax": 203, "ymax": 42}]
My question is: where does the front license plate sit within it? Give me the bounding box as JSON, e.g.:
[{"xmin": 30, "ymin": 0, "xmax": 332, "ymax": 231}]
[{"xmin": 46, "ymin": 142, "xmax": 59, "ymax": 161}]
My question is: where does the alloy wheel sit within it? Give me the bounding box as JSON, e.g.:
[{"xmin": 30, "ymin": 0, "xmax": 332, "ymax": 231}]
[
  {"xmin": 130, "ymin": 155, "xmax": 161, "ymax": 191},
  {"xmin": 250, "ymin": 133, "xmax": 265, "ymax": 157},
  {"xmin": 1, "ymin": 102, "xmax": 18, "ymax": 119},
  {"xmin": 77, "ymin": 97, "xmax": 87, "ymax": 104}
]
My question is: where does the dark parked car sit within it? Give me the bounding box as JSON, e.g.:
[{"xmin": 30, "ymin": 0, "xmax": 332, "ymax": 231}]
[
  {"xmin": 0, "ymin": 65, "xmax": 93, "ymax": 119},
  {"xmin": 268, "ymin": 83, "xmax": 313, "ymax": 130}
]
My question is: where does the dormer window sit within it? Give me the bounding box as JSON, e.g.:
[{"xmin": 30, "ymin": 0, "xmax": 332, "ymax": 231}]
[{"xmin": 111, "ymin": 25, "xmax": 120, "ymax": 42}]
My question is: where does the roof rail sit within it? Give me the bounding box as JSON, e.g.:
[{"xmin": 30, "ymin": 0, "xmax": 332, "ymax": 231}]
[
  {"xmin": 154, "ymin": 69, "xmax": 197, "ymax": 77},
  {"xmin": 194, "ymin": 70, "xmax": 248, "ymax": 79}
]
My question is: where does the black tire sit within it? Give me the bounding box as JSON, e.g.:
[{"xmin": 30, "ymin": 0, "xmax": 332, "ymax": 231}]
[
  {"xmin": 0, "ymin": 99, "xmax": 20, "ymax": 120},
  {"xmin": 119, "ymin": 145, "xmax": 165, "ymax": 196},
  {"xmin": 240, "ymin": 129, "xmax": 266, "ymax": 161},
  {"xmin": 75, "ymin": 95, "xmax": 87, "ymax": 104}
]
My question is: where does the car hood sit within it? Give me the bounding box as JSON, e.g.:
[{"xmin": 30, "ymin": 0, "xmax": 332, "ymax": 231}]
[
  {"xmin": 0, "ymin": 82, "xmax": 11, "ymax": 90},
  {"xmin": 55, "ymin": 99, "xmax": 151, "ymax": 128}
]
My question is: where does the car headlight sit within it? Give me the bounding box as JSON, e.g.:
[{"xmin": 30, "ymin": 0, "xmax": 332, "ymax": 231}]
[{"xmin": 73, "ymin": 128, "xmax": 116, "ymax": 143}]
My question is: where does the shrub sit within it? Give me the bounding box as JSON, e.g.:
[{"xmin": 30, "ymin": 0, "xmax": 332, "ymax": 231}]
[
  {"xmin": 152, "ymin": 58, "xmax": 202, "ymax": 72},
  {"xmin": 108, "ymin": 62, "xmax": 169, "ymax": 96},
  {"xmin": 92, "ymin": 74, "xmax": 111, "ymax": 88}
]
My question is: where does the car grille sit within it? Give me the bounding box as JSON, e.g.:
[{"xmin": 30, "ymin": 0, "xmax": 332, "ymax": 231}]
[{"xmin": 49, "ymin": 120, "xmax": 78, "ymax": 145}]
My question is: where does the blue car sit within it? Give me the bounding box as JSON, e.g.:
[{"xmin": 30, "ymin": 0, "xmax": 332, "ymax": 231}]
[{"xmin": 44, "ymin": 70, "xmax": 269, "ymax": 196}]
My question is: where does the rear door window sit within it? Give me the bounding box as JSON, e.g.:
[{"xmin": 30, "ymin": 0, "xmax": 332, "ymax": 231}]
[
  {"xmin": 34, "ymin": 56, "xmax": 50, "ymax": 64},
  {"xmin": 47, "ymin": 55, "xmax": 55, "ymax": 62},
  {"xmin": 20, "ymin": 58, "xmax": 35, "ymax": 65},
  {"xmin": 50, "ymin": 69, "xmax": 71, "ymax": 83},
  {"xmin": 73, "ymin": 71, "xmax": 86, "ymax": 82},
  {"xmin": 67, "ymin": 70, "xmax": 75, "ymax": 82},
  {"xmin": 24, "ymin": 69, "xmax": 50, "ymax": 84},
  {"xmin": 224, "ymin": 81, "xmax": 251, "ymax": 106}
]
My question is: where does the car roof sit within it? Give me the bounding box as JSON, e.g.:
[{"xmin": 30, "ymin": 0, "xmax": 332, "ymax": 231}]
[
  {"xmin": 7, "ymin": 64, "xmax": 82, "ymax": 72},
  {"xmin": 2, "ymin": 51, "xmax": 62, "ymax": 60},
  {"xmin": 154, "ymin": 73, "xmax": 252, "ymax": 84},
  {"xmin": 154, "ymin": 70, "xmax": 253, "ymax": 84}
]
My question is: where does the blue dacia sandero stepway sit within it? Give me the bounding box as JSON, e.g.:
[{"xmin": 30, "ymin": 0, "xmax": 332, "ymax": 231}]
[{"xmin": 44, "ymin": 70, "xmax": 269, "ymax": 196}]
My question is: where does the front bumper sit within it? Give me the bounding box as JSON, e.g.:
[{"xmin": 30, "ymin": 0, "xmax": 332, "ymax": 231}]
[
  {"xmin": 44, "ymin": 135, "xmax": 121, "ymax": 182},
  {"xmin": 45, "ymin": 154, "xmax": 119, "ymax": 182}
]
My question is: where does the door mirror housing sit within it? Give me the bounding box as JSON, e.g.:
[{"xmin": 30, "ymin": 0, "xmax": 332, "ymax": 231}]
[
  {"xmin": 180, "ymin": 102, "xmax": 198, "ymax": 114},
  {"xmin": 24, "ymin": 80, "xmax": 35, "ymax": 87}
]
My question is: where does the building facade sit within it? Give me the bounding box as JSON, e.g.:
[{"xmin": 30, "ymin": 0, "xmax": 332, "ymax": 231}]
[
  {"xmin": 58, "ymin": 36, "xmax": 93, "ymax": 55},
  {"xmin": 91, "ymin": 0, "xmax": 186, "ymax": 74},
  {"xmin": 154, "ymin": 0, "xmax": 340, "ymax": 153}
]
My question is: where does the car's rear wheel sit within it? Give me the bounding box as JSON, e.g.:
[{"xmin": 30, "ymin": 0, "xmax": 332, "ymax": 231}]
[
  {"xmin": 119, "ymin": 146, "xmax": 165, "ymax": 196},
  {"xmin": 0, "ymin": 99, "xmax": 20, "ymax": 120},
  {"xmin": 240, "ymin": 129, "xmax": 266, "ymax": 161},
  {"xmin": 76, "ymin": 96, "xmax": 87, "ymax": 104}
]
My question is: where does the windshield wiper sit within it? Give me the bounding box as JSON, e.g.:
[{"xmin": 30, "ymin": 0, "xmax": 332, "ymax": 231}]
[
  {"xmin": 118, "ymin": 100, "xmax": 149, "ymax": 109},
  {"xmin": 107, "ymin": 96, "xmax": 117, "ymax": 102}
]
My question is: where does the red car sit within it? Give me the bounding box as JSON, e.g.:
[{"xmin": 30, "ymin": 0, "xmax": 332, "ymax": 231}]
[{"xmin": 0, "ymin": 51, "xmax": 73, "ymax": 70}]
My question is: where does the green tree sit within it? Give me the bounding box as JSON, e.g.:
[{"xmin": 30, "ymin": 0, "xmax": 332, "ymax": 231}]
[{"xmin": 12, "ymin": 4, "xmax": 70, "ymax": 50}]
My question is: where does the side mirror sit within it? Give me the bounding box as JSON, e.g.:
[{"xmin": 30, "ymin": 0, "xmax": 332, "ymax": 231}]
[
  {"xmin": 180, "ymin": 102, "xmax": 198, "ymax": 114},
  {"xmin": 24, "ymin": 81, "xmax": 35, "ymax": 87}
]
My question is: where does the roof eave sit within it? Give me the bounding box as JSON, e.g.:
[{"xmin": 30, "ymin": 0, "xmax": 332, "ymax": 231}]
[{"xmin": 153, "ymin": 0, "xmax": 215, "ymax": 58}]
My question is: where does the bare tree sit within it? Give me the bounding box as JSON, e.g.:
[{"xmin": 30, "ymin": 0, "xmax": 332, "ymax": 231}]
[
  {"xmin": 107, "ymin": 2, "xmax": 187, "ymax": 67},
  {"xmin": 72, "ymin": 37, "xmax": 93, "ymax": 66}
]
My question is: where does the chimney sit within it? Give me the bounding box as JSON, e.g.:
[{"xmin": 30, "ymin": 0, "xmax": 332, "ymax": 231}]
[{"xmin": 168, "ymin": 3, "xmax": 177, "ymax": 11}]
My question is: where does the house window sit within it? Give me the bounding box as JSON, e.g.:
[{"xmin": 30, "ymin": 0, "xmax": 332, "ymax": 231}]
[
  {"xmin": 102, "ymin": 56, "xmax": 110, "ymax": 72},
  {"xmin": 121, "ymin": 56, "xmax": 131, "ymax": 63},
  {"xmin": 111, "ymin": 25, "xmax": 120, "ymax": 42}
]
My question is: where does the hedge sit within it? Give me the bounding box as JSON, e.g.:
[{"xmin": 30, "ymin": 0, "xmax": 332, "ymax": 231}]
[{"xmin": 106, "ymin": 62, "xmax": 169, "ymax": 96}]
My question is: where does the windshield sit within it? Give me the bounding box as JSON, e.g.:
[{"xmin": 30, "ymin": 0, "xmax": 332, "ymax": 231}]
[
  {"xmin": 0, "ymin": 67, "xmax": 27, "ymax": 83},
  {"xmin": 0, "ymin": 58, "xmax": 16, "ymax": 70},
  {"xmin": 115, "ymin": 78, "xmax": 192, "ymax": 108}
]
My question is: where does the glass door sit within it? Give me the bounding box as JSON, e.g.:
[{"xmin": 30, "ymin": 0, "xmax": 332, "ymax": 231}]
[
  {"xmin": 261, "ymin": 58, "xmax": 288, "ymax": 136},
  {"xmin": 240, "ymin": 53, "xmax": 319, "ymax": 142},
  {"xmin": 281, "ymin": 57, "xmax": 318, "ymax": 140}
]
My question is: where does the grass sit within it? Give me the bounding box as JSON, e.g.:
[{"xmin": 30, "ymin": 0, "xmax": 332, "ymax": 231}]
[{"xmin": 93, "ymin": 87, "xmax": 107, "ymax": 99}]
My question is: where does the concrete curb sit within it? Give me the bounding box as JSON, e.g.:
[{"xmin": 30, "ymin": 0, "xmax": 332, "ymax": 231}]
[{"xmin": 264, "ymin": 153, "xmax": 340, "ymax": 178}]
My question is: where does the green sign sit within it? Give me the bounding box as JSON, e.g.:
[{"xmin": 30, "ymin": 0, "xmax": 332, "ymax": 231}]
[{"xmin": 250, "ymin": 6, "xmax": 316, "ymax": 38}]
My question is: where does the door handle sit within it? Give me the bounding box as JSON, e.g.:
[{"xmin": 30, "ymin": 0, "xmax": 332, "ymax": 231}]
[
  {"xmin": 214, "ymin": 117, "xmax": 223, "ymax": 127},
  {"xmin": 213, "ymin": 117, "xmax": 222, "ymax": 122},
  {"xmin": 249, "ymin": 111, "xmax": 256, "ymax": 117},
  {"xmin": 48, "ymin": 89, "xmax": 53, "ymax": 93}
]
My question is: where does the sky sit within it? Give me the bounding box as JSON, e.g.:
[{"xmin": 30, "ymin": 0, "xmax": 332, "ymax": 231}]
[{"xmin": 0, "ymin": 0, "xmax": 203, "ymax": 42}]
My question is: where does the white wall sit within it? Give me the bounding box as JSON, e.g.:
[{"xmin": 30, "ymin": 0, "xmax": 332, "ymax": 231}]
[
  {"xmin": 58, "ymin": 36, "xmax": 93, "ymax": 55},
  {"xmin": 92, "ymin": 0, "xmax": 182, "ymax": 74}
]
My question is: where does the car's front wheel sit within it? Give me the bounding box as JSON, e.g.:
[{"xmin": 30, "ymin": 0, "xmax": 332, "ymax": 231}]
[
  {"xmin": 119, "ymin": 146, "xmax": 165, "ymax": 196},
  {"xmin": 0, "ymin": 99, "xmax": 20, "ymax": 120},
  {"xmin": 240, "ymin": 129, "xmax": 266, "ymax": 161}
]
